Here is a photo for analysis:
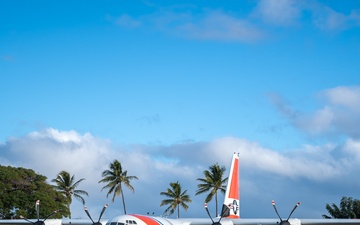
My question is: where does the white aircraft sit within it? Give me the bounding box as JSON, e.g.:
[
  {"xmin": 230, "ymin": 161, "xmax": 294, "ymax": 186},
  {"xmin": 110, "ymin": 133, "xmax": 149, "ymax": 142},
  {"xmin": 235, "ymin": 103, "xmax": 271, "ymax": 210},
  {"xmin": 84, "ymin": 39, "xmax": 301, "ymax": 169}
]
[{"xmin": 2, "ymin": 153, "xmax": 360, "ymax": 225}]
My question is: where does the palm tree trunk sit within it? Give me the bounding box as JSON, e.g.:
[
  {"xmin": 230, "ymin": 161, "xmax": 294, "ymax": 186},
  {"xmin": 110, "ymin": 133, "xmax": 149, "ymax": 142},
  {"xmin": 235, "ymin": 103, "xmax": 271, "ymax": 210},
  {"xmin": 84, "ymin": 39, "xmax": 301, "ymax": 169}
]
[
  {"xmin": 67, "ymin": 195, "xmax": 72, "ymax": 219},
  {"xmin": 215, "ymin": 191, "xmax": 218, "ymax": 217},
  {"xmin": 121, "ymin": 189, "xmax": 127, "ymax": 214},
  {"xmin": 177, "ymin": 205, "xmax": 180, "ymax": 218},
  {"xmin": 68, "ymin": 202, "xmax": 72, "ymax": 219}
]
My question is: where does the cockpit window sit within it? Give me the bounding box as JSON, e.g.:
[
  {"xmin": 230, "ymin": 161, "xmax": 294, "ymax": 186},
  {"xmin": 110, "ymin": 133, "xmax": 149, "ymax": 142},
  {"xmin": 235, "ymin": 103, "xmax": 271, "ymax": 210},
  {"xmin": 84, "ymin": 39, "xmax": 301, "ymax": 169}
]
[{"xmin": 125, "ymin": 220, "xmax": 137, "ymax": 225}]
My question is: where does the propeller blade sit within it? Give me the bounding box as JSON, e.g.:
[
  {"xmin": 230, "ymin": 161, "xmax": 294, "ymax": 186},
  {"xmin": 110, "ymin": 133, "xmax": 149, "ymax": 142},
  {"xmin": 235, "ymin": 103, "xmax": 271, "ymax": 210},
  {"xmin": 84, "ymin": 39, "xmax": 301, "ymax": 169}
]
[
  {"xmin": 20, "ymin": 215, "xmax": 34, "ymax": 224},
  {"xmin": 98, "ymin": 204, "xmax": 108, "ymax": 222},
  {"xmin": 272, "ymin": 200, "xmax": 282, "ymax": 221},
  {"xmin": 44, "ymin": 210, "xmax": 60, "ymax": 221},
  {"xmin": 217, "ymin": 216, "xmax": 223, "ymax": 224},
  {"xmin": 84, "ymin": 206, "xmax": 95, "ymax": 223},
  {"xmin": 36, "ymin": 200, "xmax": 40, "ymax": 221},
  {"xmin": 204, "ymin": 203, "xmax": 215, "ymax": 224},
  {"xmin": 215, "ymin": 204, "xmax": 230, "ymax": 225},
  {"xmin": 286, "ymin": 202, "xmax": 301, "ymax": 221}
]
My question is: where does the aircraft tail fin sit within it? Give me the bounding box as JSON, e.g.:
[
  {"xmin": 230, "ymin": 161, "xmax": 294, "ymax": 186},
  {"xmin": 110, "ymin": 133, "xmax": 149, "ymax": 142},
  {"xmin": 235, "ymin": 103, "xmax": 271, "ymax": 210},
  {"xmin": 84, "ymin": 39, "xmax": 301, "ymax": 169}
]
[{"xmin": 223, "ymin": 153, "xmax": 240, "ymax": 218}]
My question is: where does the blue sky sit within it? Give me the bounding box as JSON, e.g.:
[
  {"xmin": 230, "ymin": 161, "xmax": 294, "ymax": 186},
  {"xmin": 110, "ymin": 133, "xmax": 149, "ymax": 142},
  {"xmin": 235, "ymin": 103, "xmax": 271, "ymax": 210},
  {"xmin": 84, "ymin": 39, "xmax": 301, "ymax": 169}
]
[{"xmin": 1, "ymin": 0, "xmax": 360, "ymax": 221}]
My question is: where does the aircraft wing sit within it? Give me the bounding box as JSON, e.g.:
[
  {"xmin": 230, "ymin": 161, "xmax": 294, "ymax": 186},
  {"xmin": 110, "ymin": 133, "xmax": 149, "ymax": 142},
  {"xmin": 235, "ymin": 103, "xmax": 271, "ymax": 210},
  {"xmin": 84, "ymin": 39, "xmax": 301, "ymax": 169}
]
[
  {"xmin": 0, "ymin": 219, "xmax": 103, "ymax": 225},
  {"xmin": 299, "ymin": 219, "xmax": 360, "ymax": 225},
  {"xmin": 0, "ymin": 220, "xmax": 34, "ymax": 225},
  {"xmin": 62, "ymin": 218, "xmax": 108, "ymax": 225},
  {"xmin": 0, "ymin": 219, "xmax": 63, "ymax": 225},
  {"xmin": 229, "ymin": 218, "xmax": 360, "ymax": 225},
  {"xmin": 170, "ymin": 218, "xmax": 360, "ymax": 225}
]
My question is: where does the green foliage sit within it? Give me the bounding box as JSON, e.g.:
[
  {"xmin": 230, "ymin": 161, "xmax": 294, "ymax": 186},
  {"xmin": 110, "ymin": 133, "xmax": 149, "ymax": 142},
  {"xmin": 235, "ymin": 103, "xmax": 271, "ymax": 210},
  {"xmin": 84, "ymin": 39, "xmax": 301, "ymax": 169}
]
[
  {"xmin": 160, "ymin": 181, "xmax": 192, "ymax": 218},
  {"xmin": 323, "ymin": 196, "xmax": 360, "ymax": 219},
  {"xmin": 99, "ymin": 159, "xmax": 138, "ymax": 215},
  {"xmin": 195, "ymin": 163, "xmax": 228, "ymax": 217},
  {"xmin": 52, "ymin": 170, "xmax": 88, "ymax": 218},
  {"xmin": 0, "ymin": 165, "xmax": 69, "ymax": 219}
]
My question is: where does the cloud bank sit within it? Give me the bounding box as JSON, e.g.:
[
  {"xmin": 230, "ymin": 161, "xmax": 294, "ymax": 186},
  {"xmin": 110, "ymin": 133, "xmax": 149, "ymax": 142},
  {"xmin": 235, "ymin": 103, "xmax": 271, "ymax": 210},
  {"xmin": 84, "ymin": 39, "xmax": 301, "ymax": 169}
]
[{"xmin": 2, "ymin": 116, "xmax": 360, "ymax": 219}]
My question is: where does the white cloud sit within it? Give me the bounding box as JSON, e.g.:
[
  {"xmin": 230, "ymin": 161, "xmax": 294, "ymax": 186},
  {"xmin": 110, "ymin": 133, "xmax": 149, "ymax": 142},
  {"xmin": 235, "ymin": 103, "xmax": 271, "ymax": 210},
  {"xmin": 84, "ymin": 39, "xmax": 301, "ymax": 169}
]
[
  {"xmin": 29, "ymin": 128, "xmax": 91, "ymax": 144},
  {"xmin": 295, "ymin": 106, "xmax": 334, "ymax": 134},
  {"xmin": 323, "ymin": 86, "xmax": 360, "ymax": 111},
  {"xmin": 113, "ymin": 8, "xmax": 264, "ymax": 43},
  {"xmin": 7, "ymin": 128, "xmax": 113, "ymax": 180},
  {"xmin": 270, "ymin": 85, "xmax": 360, "ymax": 139},
  {"xmin": 1, "ymin": 128, "xmax": 360, "ymax": 218},
  {"xmin": 307, "ymin": 2, "xmax": 360, "ymax": 32},
  {"xmin": 107, "ymin": 1, "xmax": 360, "ymax": 45},
  {"xmin": 252, "ymin": 0, "xmax": 360, "ymax": 31},
  {"xmin": 343, "ymin": 138, "xmax": 360, "ymax": 161},
  {"xmin": 253, "ymin": 0, "xmax": 302, "ymax": 26},
  {"xmin": 312, "ymin": 5, "xmax": 348, "ymax": 31},
  {"xmin": 209, "ymin": 137, "xmax": 343, "ymax": 180},
  {"xmin": 175, "ymin": 10, "xmax": 263, "ymax": 42}
]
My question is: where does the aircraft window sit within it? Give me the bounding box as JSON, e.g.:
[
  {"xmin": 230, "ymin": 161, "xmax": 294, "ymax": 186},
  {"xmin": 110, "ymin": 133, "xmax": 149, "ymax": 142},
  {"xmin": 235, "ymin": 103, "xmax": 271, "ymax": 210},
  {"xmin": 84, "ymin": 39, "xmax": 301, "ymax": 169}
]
[
  {"xmin": 111, "ymin": 222, "xmax": 117, "ymax": 225},
  {"xmin": 118, "ymin": 223, "xmax": 125, "ymax": 225}
]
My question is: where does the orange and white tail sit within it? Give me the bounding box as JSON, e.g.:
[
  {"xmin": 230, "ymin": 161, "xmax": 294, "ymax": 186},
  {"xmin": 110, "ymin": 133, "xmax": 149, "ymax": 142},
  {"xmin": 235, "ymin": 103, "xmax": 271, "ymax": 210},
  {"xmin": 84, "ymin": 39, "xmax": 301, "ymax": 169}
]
[{"xmin": 223, "ymin": 153, "xmax": 240, "ymax": 218}]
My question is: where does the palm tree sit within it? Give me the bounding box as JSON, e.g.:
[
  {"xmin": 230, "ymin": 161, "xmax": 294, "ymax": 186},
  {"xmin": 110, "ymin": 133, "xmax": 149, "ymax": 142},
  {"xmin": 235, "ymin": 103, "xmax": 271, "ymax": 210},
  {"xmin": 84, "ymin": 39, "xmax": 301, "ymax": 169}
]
[
  {"xmin": 51, "ymin": 170, "xmax": 88, "ymax": 218},
  {"xmin": 99, "ymin": 159, "xmax": 138, "ymax": 214},
  {"xmin": 323, "ymin": 196, "xmax": 360, "ymax": 219},
  {"xmin": 160, "ymin": 181, "xmax": 192, "ymax": 218},
  {"xmin": 196, "ymin": 163, "xmax": 228, "ymax": 217}
]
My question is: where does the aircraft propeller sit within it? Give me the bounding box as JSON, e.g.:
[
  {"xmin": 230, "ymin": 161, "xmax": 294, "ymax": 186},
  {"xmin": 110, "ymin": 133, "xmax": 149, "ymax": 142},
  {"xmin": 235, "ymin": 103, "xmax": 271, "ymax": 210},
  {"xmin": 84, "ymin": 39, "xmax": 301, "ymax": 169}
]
[
  {"xmin": 272, "ymin": 200, "xmax": 300, "ymax": 225},
  {"xmin": 84, "ymin": 204, "xmax": 108, "ymax": 225},
  {"xmin": 204, "ymin": 203, "xmax": 230, "ymax": 225},
  {"xmin": 21, "ymin": 200, "xmax": 60, "ymax": 225}
]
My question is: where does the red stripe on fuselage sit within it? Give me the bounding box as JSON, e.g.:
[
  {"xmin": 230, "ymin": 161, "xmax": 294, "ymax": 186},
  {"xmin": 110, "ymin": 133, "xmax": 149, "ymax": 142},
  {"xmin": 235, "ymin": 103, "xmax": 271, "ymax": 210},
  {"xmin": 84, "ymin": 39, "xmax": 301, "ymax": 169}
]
[{"xmin": 131, "ymin": 214, "xmax": 161, "ymax": 225}]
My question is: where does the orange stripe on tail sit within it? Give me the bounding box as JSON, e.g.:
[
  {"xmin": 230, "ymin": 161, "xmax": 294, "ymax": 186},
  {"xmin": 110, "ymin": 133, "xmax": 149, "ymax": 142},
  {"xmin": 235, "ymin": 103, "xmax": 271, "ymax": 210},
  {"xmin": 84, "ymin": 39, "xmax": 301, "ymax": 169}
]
[
  {"xmin": 224, "ymin": 153, "xmax": 240, "ymax": 218},
  {"xmin": 228, "ymin": 156, "xmax": 239, "ymax": 200}
]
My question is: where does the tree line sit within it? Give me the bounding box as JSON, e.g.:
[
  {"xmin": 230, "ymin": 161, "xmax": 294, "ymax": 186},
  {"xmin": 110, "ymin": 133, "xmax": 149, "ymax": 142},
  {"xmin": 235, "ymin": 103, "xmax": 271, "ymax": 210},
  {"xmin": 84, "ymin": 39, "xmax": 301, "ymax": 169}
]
[
  {"xmin": 0, "ymin": 160, "xmax": 227, "ymax": 219},
  {"xmin": 1, "ymin": 160, "xmax": 358, "ymax": 219}
]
